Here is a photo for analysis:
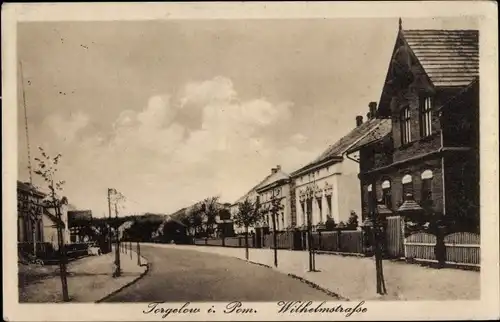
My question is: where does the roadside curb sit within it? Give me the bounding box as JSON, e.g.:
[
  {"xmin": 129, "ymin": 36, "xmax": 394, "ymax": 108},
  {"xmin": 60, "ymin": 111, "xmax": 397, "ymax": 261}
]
[
  {"xmin": 236, "ymin": 257, "xmax": 348, "ymax": 301},
  {"xmin": 95, "ymin": 253, "xmax": 149, "ymax": 303}
]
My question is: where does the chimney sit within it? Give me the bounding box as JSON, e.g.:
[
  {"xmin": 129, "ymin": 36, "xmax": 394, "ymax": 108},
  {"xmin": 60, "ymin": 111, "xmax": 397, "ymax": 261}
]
[
  {"xmin": 271, "ymin": 167, "xmax": 278, "ymax": 174},
  {"xmin": 368, "ymin": 102, "xmax": 377, "ymax": 119},
  {"xmin": 276, "ymin": 165, "xmax": 281, "ymax": 171},
  {"xmin": 356, "ymin": 115, "xmax": 363, "ymax": 127}
]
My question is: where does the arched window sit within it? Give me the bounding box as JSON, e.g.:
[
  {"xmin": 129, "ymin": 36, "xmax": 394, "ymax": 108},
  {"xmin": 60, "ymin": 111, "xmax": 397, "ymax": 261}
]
[
  {"xmin": 421, "ymin": 170, "xmax": 434, "ymax": 208},
  {"xmin": 402, "ymin": 174, "xmax": 413, "ymax": 197},
  {"xmin": 381, "ymin": 180, "xmax": 392, "ymax": 209}
]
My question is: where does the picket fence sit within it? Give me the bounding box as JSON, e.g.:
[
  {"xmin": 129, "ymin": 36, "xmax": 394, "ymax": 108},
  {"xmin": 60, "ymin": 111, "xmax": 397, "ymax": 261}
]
[{"xmin": 404, "ymin": 232, "xmax": 480, "ymax": 267}]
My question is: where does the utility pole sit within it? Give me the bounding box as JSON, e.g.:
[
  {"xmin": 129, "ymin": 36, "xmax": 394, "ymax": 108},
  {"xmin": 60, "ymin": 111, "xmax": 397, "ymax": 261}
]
[
  {"xmin": 107, "ymin": 189, "xmax": 112, "ymax": 254},
  {"xmin": 114, "ymin": 201, "xmax": 121, "ymax": 277}
]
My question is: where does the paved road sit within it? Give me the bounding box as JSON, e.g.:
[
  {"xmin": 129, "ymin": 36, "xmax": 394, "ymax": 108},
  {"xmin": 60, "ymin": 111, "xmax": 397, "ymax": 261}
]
[{"xmin": 105, "ymin": 245, "xmax": 336, "ymax": 302}]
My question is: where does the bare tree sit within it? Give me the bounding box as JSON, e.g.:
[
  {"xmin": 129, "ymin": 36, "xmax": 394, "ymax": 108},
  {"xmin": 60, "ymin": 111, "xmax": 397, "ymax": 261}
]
[
  {"xmin": 233, "ymin": 197, "xmax": 262, "ymax": 260},
  {"xmin": 33, "ymin": 147, "xmax": 70, "ymax": 302}
]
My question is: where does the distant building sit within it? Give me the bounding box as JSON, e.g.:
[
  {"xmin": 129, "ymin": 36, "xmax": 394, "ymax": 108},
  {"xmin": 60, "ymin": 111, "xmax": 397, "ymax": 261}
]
[
  {"xmin": 230, "ymin": 173, "xmax": 275, "ymax": 234},
  {"xmin": 68, "ymin": 210, "xmax": 93, "ymax": 243},
  {"xmin": 346, "ymin": 25, "xmax": 479, "ymax": 233},
  {"xmin": 255, "ymin": 165, "xmax": 293, "ymax": 232}
]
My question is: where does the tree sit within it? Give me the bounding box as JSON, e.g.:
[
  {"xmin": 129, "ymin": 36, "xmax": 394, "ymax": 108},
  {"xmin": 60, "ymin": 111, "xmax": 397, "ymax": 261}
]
[
  {"xmin": 325, "ymin": 215, "xmax": 336, "ymax": 231},
  {"xmin": 347, "ymin": 211, "xmax": 359, "ymax": 229},
  {"xmin": 200, "ymin": 196, "xmax": 220, "ymax": 237},
  {"xmin": 33, "ymin": 147, "xmax": 69, "ymax": 302},
  {"xmin": 233, "ymin": 197, "xmax": 262, "ymax": 260},
  {"xmin": 269, "ymin": 191, "xmax": 284, "ymax": 267}
]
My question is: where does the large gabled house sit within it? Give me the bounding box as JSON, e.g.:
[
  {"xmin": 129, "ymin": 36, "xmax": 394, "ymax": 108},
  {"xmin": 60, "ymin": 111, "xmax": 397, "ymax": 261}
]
[{"xmin": 346, "ymin": 22, "xmax": 479, "ymax": 238}]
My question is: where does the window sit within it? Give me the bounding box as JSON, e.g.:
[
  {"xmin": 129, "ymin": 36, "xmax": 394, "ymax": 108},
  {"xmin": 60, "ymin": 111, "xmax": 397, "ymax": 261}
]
[
  {"xmin": 382, "ymin": 180, "xmax": 392, "ymax": 209},
  {"xmin": 301, "ymin": 202, "xmax": 306, "ymax": 225},
  {"xmin": 400, "ymin": 106, "xmax": 412, "ymax": 144},
  {"xmin": 421, "ymin": 170, "xmax": 433, "ymax": 209},
  {"xmin": 326, "ymin": 195, "xmax": 332, "ymax": 216},
  {"xmin": 420, "ymin": 96, "xmax": 433, "ymax": 137},
  {"xmin": 402, "ymin": 174, "xmax": 413, "ymax": 197}
]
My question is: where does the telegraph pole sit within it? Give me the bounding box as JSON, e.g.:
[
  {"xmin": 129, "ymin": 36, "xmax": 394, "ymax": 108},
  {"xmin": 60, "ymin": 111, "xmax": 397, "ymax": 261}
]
[
  {"xmin": 107, "ymin": 189, "xmax": 112, "ymax": 253},
  {"xmin": 114, "ymin": 200, "xmax": 121, "ymax": 277}
]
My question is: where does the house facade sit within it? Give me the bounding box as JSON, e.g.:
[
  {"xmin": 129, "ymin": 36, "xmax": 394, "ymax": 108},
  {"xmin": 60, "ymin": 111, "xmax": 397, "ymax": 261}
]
[
  {"xmin": 347, "ymin": 24, "xmax": 479, "ymax": 235},
  {"xmin": 230, "ymin": 171, "xmax": 274, "ymax": 234},
  {"xmin": 17, "ymin": 180, "xmax": 71, "ymax": 251},
  {"xmin": 17, "ymin": 181, "xmax": 45, "ymax": 244},
  {"xmin": 255, "ymin": 165, "xmax": 292, "ymax": 232},
  {"xmin": 291, "ymin": 106, "xmax": 388, "ymax": 229}
]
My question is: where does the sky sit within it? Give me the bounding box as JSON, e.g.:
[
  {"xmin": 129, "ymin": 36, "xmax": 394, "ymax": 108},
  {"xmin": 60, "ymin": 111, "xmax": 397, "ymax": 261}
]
[{"xmin": 17, "ymin": 17, "xmax": 478, "ymax": 217}]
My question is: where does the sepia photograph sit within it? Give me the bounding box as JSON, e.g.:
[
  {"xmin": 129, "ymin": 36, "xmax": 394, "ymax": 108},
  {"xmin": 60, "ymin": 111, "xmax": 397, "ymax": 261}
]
[{"xmin": 2, "ymin": 2, "xmax": 499, "ymax": 321}]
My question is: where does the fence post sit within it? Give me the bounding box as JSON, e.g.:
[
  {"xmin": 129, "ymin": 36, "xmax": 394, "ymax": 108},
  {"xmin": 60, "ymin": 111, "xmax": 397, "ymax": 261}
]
[
  {"xmin": 205, "ymin": 238, "xmax": 208, "ymax": 245},
  {"xmin": 337, "ymin": 229, "xmax": 342, "ymax": 252},
  {"xmin": 136, "ymin": 241, "xmax": 141, "ymax": 266}
]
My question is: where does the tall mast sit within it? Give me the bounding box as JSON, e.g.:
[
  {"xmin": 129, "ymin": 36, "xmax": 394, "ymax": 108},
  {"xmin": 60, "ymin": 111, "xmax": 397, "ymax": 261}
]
[{"xmin": 20, "ymin": 61, "xmax": 34, "ymax": 186}]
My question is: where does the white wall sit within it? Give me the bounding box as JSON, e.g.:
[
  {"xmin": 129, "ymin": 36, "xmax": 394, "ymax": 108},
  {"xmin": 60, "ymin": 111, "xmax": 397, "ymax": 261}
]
[
  {"xmin": 293, "ymin": 157, "xmax": 361, "ymax": 227},
  {"xmin": 259, "ymin": 182, "xmax": 290, "ymax": 231}
]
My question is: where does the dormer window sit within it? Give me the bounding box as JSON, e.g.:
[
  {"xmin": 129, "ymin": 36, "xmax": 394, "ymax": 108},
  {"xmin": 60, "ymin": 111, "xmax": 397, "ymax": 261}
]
[
  {"xmin": 419, "ymin": 95, "xmax": 433, "ymax": 138},
  {"xmin": 400, "ymin": 106, "xmax": 411, "ymax": 145}
]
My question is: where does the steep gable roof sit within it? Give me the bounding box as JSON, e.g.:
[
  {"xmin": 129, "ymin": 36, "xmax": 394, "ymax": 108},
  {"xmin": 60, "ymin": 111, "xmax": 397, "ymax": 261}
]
[
  {"xmin": 292, "ymin": 118, "xmax": 384, "ymax": 176},
  {"xmin": 377, "ymin": 26, "xmax": 478, "ymax": 116},
  {"xmin": 403, "ymin": 29, "xmax": 478, "ymax": 87}
]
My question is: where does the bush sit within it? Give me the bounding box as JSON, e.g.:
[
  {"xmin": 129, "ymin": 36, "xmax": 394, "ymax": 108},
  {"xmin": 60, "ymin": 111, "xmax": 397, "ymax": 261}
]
[
  {"xmin": 347, "ymin": 211, "xmax": 359, "ymax": 229},
  {"xmin": 325, "ymin": 216, "xmax": 336, "ymax": 231}
]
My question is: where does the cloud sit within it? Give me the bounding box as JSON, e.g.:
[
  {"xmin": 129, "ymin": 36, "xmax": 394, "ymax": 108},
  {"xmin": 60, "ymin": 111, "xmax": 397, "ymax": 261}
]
[
  {"xmin": 44, "ymin": 111, "xmax": 89, "ymax": 143},
  {"xmin": 290, "ymin": 133, "xmax": 308, "ymax": 145},
  {"xmin": 43, "ymin": 76, "xmax": 318, "ymax": 216}
]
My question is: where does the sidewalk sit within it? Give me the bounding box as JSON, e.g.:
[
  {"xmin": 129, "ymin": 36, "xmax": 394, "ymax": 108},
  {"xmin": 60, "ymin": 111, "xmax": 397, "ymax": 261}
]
[
  {"xmin": 19, "ymin": 247, "xmax": 148, "ymax": 303},
  {"xmin": 149, "ymin": 244, "xmax": 480, "ymax": 301}
]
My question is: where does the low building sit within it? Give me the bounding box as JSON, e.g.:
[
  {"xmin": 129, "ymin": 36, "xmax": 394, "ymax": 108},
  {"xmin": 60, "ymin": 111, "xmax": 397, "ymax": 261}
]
[
  {"xmin": 68, "ymin": 210, "xmax": 93, "ymax": 243},
  {"xmin": 17, "ymin": 180, "xmax": 70, "ymax": 252},
  {"xmin": 291, "ymin": 105, "xmax": 387, "ymax": 230},
  {"xmin": 346, "ymin": 24, "xmax": 479, "ymax": 238}
]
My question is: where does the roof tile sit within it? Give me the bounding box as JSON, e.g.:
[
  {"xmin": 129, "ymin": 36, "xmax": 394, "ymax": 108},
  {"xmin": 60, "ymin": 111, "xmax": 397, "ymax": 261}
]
[{"xmin": 403, "ymin": 29, "xmax": 479, "ymax": 87}]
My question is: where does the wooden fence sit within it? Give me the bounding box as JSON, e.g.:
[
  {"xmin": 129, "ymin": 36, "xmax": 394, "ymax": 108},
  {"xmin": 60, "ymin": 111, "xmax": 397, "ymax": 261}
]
[
  {"xmin": 404, "ymin": 232, "xmax": 480, "ymax": 267},
  {"xmin": 194, "ymin": 229, "xmax": 365, "ymax": 256}
]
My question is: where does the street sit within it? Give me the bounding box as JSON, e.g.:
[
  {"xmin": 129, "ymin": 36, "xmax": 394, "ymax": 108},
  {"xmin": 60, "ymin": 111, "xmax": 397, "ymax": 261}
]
[{"xmin": 104, "ymin": 245, "xmax": 336, "ymax": 302}]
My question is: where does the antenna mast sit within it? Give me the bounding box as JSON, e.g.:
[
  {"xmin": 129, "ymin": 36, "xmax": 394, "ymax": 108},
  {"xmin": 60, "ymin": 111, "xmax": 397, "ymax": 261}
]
[{"xmin": 20, "ymin": 61, "xmax": 34, "ymax": 186}]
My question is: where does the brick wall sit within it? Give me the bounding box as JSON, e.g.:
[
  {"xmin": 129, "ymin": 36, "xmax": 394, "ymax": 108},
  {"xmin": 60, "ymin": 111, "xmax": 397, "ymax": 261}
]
[{"xmin": 360, "ymin": 157, "xmax": 444, "ymax": 217}]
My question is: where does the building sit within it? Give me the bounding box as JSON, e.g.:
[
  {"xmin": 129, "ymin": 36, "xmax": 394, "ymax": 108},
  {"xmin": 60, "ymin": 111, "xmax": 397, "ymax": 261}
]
[
  {"xmin": 230, "ymin": 172, "xmax": 275, "ymax": 234},
  {"xmin": 17, "ymin": 181, "xmax": 45, "ymax": 245},
  {"xmin": 346, "ymin": 23, "xmax": 479, "ymax": 235},
  {"xmin": 17, "ymin": 180, "xmax": 70, "ymax": 252},
  {"xmin": 216, "ymin": 203, "xmax": 235, "ymax": 237},
  {"xmin": 68, "ymin": 210, "xmax": 93, "ymax": 243},
  {"xmin": 291, "ymin": 106, "xmax": 388, "ymax": 229},
  {"xmin": 255, "ymin": 165, "xmax": 293, "ymax": 232}
]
